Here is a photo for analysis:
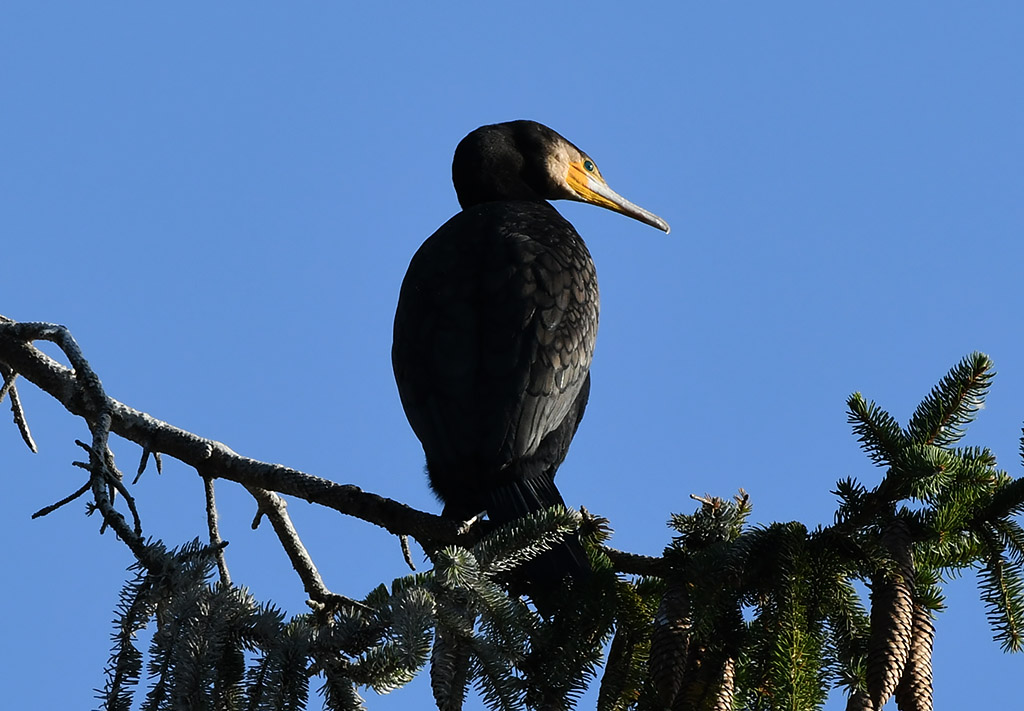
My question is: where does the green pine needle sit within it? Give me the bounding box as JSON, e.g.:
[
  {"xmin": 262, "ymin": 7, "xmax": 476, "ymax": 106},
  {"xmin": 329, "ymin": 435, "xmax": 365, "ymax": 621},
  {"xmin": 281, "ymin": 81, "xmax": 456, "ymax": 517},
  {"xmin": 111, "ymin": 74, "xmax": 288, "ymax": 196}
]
[
  {"xmin": 979, "ymin": 554, "xmax": 1024, "ymax": 652},
  {"xmin": 473, "ymin": 506, "xmax": 581, "ymax": 575},
  {"xmin": 87, "ymin": 351, "xmax": 1024, "ymax": 710},
  {"xmin": 905, "ymin": 352, "xmax": 994, "ymax": 448},
  {"xmin": 847, "ymin": 393, "xmax": 906, "ymax": 468},
  {"xmin": 978, "ymin": 476, "xmax": 1024, "ymax": 523},
  {"xmin": 470, "ymin": 638, "xmax": 526, "ymax": 711}
]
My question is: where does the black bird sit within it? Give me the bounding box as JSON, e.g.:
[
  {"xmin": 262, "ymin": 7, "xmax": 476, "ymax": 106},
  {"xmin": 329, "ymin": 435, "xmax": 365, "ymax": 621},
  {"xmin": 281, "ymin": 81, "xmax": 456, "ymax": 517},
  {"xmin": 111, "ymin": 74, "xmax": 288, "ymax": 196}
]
[{"xmin": 392, "ymin": 120, "xmax": 668, "ymax": 590}]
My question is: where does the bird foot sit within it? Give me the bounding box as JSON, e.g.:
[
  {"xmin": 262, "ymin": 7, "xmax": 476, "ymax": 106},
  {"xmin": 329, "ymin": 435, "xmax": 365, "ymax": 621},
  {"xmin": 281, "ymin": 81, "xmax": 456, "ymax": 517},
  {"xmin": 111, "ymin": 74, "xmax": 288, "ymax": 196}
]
[{"xmin": 455, "ymin": 510, "xmax": 486, "ymax": 535}]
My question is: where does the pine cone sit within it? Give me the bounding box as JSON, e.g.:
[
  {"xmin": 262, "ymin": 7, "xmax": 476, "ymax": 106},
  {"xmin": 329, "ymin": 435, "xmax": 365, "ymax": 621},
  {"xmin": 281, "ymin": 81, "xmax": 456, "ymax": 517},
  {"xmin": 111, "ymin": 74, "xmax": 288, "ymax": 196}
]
[
  {"xmin": 709, "ymin": 656, "xmax": 736, "ymax": 711},
  {"xmin": 598, "ymin": 627, "xmax": 640, "ymax": 711},
  {"xmin": 846, "ymin": 687, "xmax": 872, "ymax": 711},
  {"xmin": 885, "ymin": 519, "xmax": 915, "ymax": 582},
  {"xmin": 430, "ymin": 625, "xmax": 470, "ymax": 711},
  {"xmin": 894, "ymin": 604, "xmax": 935, "ymax": 711},
  {"xmin": 671, "ymin": 649, "xmax": 735, "ymax": 711},
  {"xmin": 671, "ymin": 646, "xmax": 709, "ymax": 711},
  {"xmin": 650, "ymin": 581, "xmax": 692, "ymax": 708},
  {"xmin": 865, "ymin": 520, "xmax": 915, "ymax": 709}
]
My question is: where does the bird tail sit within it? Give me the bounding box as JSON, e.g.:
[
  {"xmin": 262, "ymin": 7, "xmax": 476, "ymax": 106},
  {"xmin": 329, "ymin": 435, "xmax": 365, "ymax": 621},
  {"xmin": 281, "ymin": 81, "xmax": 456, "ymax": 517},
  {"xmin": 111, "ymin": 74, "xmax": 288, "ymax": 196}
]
[{"xmin": 485, "ymin": 475, "xmax": 591, "ymax": 604}]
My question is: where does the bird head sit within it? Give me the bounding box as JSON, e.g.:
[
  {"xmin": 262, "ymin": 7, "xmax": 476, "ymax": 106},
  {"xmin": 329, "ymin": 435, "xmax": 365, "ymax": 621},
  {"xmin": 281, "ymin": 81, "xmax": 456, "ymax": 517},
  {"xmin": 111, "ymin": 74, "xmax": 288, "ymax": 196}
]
[{"xmin": 452, "ymin": 120, "xmax": 670, "ymax": 233}]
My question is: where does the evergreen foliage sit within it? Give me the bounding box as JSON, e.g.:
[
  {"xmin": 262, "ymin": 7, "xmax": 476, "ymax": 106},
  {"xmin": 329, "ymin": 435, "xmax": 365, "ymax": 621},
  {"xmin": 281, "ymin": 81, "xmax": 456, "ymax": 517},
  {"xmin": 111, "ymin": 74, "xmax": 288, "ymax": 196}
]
[{"xmin": 81, "ymin": 352, "xmax": 1024, "ymax": 710}]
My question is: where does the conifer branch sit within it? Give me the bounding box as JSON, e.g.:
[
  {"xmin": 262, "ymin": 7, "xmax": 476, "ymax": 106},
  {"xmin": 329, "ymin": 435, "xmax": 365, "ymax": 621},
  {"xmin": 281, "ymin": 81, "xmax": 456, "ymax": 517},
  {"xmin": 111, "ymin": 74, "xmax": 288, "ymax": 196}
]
[
  {"xmin": 977, "ymin": 534, "xmax": 1024, "ymax": 653},
  {"xmin": 975, "ymin": 476, "xmax": 1024, "ymax": 524},
  {"xmin": 847, "ymin": 393, "xmax": 905, "ymax": 468},
  {"xmin": 430, "ymin": 623, "xmax": 472, "ymax": 711},
  {"xmin": 7, "ymin": 310, "xmax": 1024, "ymax": 711},
  {"xmin": 905, "ymin": 352, "xmax": 993, "ymax": 448}
]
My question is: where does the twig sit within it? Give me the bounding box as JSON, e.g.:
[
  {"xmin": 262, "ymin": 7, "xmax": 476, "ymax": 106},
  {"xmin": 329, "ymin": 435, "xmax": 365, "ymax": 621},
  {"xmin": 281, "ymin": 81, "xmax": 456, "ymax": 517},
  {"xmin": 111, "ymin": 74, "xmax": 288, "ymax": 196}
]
[
  {"xmin": 11, "ymin": 383, "xmax": 37, "ymax": 453},
  {"xmin": 135, "ymin": 445, "xmax": 163, "ymax": 483},
  {"xmin": 0, "ymin": 318, "xmax": 465, "ymax": 546},
  {"xmin": 400, "ymin": 534, "xmax": 416, "ymax": 571},
  {"xmin": 690, "ymin": 493, "xmax": 722, "ymax": 508},
  {"xmin": 1, "ymin": 364, "xmax": 36, "ymax": 452},
  {"xmin": 74, "ymin": 439, "xmax": 143, "ymax": 537},
  {"xmin": 251, "ymin": 507, "xmax": 266, "ymax": 529},
  {"xmin": 0, "ymin": 316, "xmax": 654, "ymax": 579},
  {"xmin": 0, "ymin": 363, "xmax": 16, "ymax": 402},
  {"xmin": 247, "ymin": 485, "xmax": 371, "ymax": 611},
  {"xmin": 204, "ymin": 476, "xmax": 231, "ymax": 586},
  {"xmin": 31, "ymin": 480, "xmax": 92, "ymax": 519},
  {"xmin": 5, "ymin": 321, "xmax": 155, "ymax": 566}
]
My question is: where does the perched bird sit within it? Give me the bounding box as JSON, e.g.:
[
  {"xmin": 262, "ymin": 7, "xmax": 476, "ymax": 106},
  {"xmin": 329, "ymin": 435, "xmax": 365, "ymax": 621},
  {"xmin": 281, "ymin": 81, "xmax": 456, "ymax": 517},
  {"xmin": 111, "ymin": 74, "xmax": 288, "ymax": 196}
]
[{"xmin": 392, "ymin": 120, "xmax": 668, "ymax": 591}]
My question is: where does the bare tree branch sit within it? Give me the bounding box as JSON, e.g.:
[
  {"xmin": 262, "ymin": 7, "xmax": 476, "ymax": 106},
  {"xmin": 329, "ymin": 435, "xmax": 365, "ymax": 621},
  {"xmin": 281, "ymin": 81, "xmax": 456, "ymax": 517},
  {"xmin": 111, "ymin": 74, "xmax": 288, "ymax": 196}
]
[
  {"xmin": 1, "ymin": 362, "xmax": 37, "ymax": 452},
  {"xmin": 203, "ymin": 475, "xmax": 232, "ymax": 586},
  {"xmin": 247, "ymin": 485, "xmax": 370, "ymax": 612},
  {"xmin": 73, "ymin": 438, "xmax": 143, "ymax": 538},
  {"xmin": 600, "ymin": 546, "xmax": 667, "ymax": 577},
  {"xmin": 5, "ymin": 319, "xmax": 156, "ymax": 566},
  {"xmin": 0, "ymin": 317, "xmax": 471, "ymax": 547},
  {"xmin": 31, "ymin": 480, "xmax": 92, "ymax": 519},
  {"xmin": 135, "ymin": 445, "xmax": 162, "ymax": 483},
  {"xmin": 1, "ymin": 315, "xmax": 661, "ymax": 588},
  {"xmin": 400, "ymin": 534, "xmax": 417, "ymax": 571}
]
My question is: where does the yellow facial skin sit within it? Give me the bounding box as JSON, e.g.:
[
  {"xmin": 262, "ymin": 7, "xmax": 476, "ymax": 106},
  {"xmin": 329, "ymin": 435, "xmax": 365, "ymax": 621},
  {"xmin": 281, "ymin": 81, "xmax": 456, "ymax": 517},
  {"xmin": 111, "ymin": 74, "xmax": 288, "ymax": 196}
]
[
  {"xmin": 566, "ymin": 159, "xmax": 615, "ymax": 209},
  {"xmin": 565, "ymin": 159, "xmax": 670, "ymax": 233}
]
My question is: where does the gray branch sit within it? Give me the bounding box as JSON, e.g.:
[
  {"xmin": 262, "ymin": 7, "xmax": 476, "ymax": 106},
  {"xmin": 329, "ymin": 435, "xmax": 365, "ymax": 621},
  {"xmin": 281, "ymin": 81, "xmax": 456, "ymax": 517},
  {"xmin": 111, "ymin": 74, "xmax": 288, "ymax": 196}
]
[
  {"xmin": 203, "ymin": 476, "xmax": 232, "ymax": 586},
  {"xmin": 1, "ymin": 361, "xmax": 37, "ymax": 452},
  {"xmin": 248, "ymin": 485, "xmax": 369, "ymax": 611},
  {"xmin": 0, "ymin": 315, "xmax": 665, "ymax": 583},
  {"xmin": 0, "ymin": 316, "xmax": 468, "ymax": 547}
]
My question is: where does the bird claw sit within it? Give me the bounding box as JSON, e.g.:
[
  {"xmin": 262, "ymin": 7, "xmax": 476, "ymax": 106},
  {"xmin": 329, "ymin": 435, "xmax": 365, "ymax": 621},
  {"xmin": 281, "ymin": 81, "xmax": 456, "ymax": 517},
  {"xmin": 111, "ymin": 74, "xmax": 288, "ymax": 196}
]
[{"xmin": 456, "ymin": 510, "xmax": 486, "ymax": 536}]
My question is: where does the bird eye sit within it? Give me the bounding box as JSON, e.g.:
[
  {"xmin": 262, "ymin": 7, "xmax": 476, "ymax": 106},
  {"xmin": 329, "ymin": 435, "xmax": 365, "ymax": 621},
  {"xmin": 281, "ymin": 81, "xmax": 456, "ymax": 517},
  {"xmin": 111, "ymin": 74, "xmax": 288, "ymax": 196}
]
[{"xmin": 583, "ymin": 160, "xmax": 595, "ymax": 173}]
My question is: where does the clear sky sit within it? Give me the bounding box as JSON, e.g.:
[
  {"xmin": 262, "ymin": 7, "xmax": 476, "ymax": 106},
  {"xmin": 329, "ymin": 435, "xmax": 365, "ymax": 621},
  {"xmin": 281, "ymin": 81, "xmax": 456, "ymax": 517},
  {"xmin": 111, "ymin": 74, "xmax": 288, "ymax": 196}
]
[{"xmin": 3, "ymin": 4, "xmax": 1023, "ymax": 709}]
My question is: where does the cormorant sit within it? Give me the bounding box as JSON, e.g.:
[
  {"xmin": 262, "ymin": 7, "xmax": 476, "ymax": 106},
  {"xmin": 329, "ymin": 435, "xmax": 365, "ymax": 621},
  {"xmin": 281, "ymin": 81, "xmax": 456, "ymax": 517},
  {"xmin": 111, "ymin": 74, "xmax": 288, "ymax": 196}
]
[{"xmin": 392, "ymin": 120, "xmax": 669, "ymax": 592}]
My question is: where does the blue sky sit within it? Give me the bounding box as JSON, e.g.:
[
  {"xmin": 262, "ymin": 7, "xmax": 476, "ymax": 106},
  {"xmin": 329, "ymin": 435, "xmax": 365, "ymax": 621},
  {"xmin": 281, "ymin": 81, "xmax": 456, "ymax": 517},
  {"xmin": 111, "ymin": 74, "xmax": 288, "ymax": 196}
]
[{"xmin": 3, "ymin": 4, "xmax": 1023, "ymax": 709}]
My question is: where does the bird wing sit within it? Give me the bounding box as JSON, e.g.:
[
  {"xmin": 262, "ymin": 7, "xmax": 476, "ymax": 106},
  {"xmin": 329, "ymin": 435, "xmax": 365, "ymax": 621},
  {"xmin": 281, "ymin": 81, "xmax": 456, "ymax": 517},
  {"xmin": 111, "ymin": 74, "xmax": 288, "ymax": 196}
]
[
  {"xmin": 392, "ymin": 202, "xmax": 598, "ymax": 477},
  {"xmin": 509, "ymin": 225, "xmax": 598, "ymax": 459}
]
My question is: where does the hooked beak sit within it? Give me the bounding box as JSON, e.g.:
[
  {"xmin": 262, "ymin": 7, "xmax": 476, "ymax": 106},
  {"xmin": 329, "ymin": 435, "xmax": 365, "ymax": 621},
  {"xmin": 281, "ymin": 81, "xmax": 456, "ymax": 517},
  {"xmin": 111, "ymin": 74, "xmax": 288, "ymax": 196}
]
[{"xmin": 566, "ymin": 161, "xmax": 670, "ymax": 233}]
